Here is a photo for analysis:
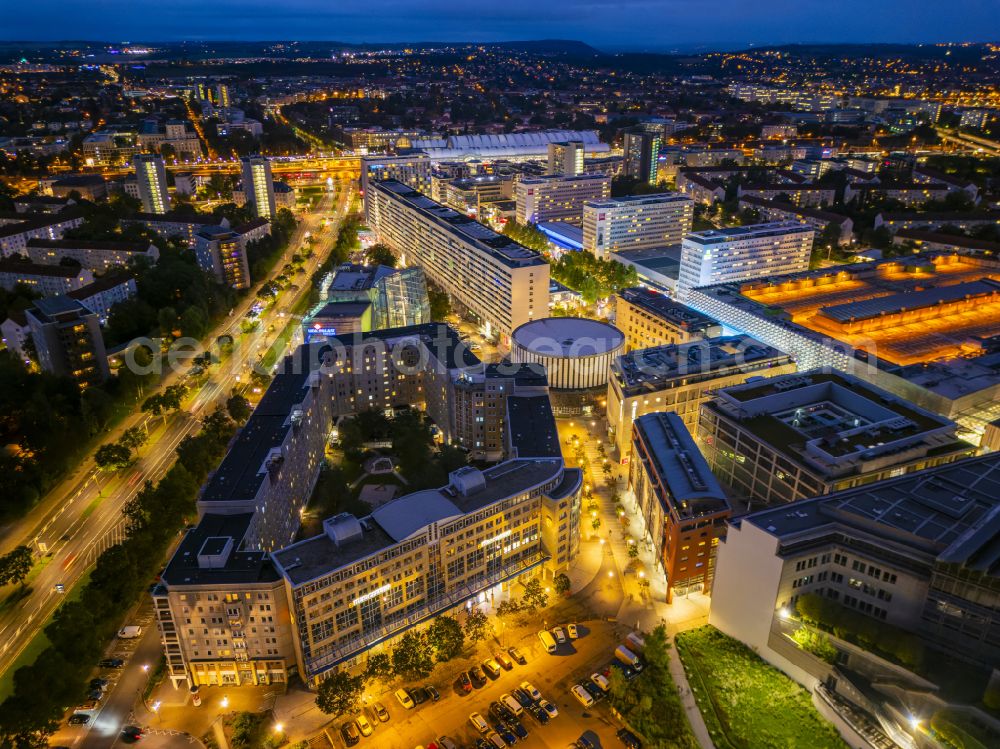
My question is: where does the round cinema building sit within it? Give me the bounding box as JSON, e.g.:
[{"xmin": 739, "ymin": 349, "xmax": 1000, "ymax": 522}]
[{"xmin": 511, "ymin": 317, "xmax": 624, "ymax": 415}]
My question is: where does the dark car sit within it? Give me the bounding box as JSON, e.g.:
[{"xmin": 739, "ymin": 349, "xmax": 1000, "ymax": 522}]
[
  {"xmin": 617, "ymin": 728, "xmax": 642, "ymax": 748},
  {"xmin": 340, "ymin": 721, "xmax": 360, "ymax": 746},
  {"xmin": 475, "ymin": 740, "xmax": 492, "ymax": 749},
  {"xmin": 583, "ymin": 681, "xmax": 605, "ymax": 702},
  {"xmin": 577, "ymin": 737, "xmax": 596, "ymax": 749},
  {"xmin": 410, "ymin": 687, "xmax": 430, "ymax": 705},
  {"xmin": 458, "ymin": 671, "xmax": 473, "ymax": 693},
  {"xmin": 469, "ymin": 666, "xmax": 487, "ymax": 687},
  {"xmin": 121, "ymin": 725, "xmax": 144, "ymax": 743},
  {"xmin": 89, "ymin": 678, "xmax": 109, "ymax": 690},
  {"xmin": 489, "ymin": 701, "xmax": 514, "ymax": 723},
  {"xmin": 425, "ymin": 685, "xmax": 441, "ymax": 702},
  {"xmin": 98, "ymin": 658, "xmax": 125, "ymax": 668},
  {"xmin": 512, "ymin": 688, "xmax": 533, "ymax": 708},
  {"xmin": 505, "ymin": 720, "xmax": 528, "ymax": 740},
  {"xmin": 494, "ymin": 723, "xmax": 517, "ymax": 745},
  {"xmin": 508, "ymin": 646, "xmax": 526, "ymax": 665},
  {"xmin": 608, "ymin": 661, "xmax": 638, "ymax": 680},
  {"xmin": 494, "ymin": 651, "xmax": 514, "ymax": 670},
  {"xmin": 68, "ymin": 714, "xmax": 90, "ymax": 725},
  {"xmin": 527, "ymin": 705, "xmax": 549, "ymax": 725},
  {"xmin": 87, "ymin": 689, "xmax": 104, "ymax": 701}
]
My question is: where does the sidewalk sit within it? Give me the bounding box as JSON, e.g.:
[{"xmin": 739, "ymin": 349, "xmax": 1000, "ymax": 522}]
[{"xmin": 668, "ymin": 645, "xmax": 716, "ymax": 749}]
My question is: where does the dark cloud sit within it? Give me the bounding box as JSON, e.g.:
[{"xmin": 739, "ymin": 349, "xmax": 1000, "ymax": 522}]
[{"xmin": 2, "ymin": 0, "xmax": 997, "ymax": 47}]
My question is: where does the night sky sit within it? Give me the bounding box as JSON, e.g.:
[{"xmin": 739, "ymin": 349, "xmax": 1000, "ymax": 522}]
[{"xmin": 3, "ymin": 0, "xmax": 998, "ymax": 49}]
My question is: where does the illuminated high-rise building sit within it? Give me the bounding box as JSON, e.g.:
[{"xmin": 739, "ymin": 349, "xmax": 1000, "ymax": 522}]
[
  {"xmin": 547, "ymin": 141, "xmax": 584, "ymax": 176},
  {"xmin": 623, "ymin": 128, "xmax": 661, "ymax": 185},
  {"xmin": 134, "ymin": 153, "xmax": 169, "ymax": 214},
  {"xmin": 241, "ymin": 156, "xmax": 277, "ymax": 219}
]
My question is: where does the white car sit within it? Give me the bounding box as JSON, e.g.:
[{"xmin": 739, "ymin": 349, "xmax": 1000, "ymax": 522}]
[
  {"xmin": 590, "ymin": 672, "xmax": 610, "ymax": 692},
  {"xmin": 501, "ymin": 694, "xmax": 523, "ymax": 716},
  {"xmin": 551, "ymin": 626, "xmax": 567, "ymax": 644},
  {"xmin": 566, "ymin": 623, "xmax": 579, "ymax": 639},
  {"xmin": 486, "ymin": 732, "xmax": 506, "ymax": 749},
  {"xmin": 571, "ymin": 684, "xmax": 595, "ymax": 707},
  {"xmin": 469, "ymin": 712, "xmax": 490, "ymax": 733},
  {"xmin": 538, "ymin": 698, "xmax": 558, "ymax": 718},
  {"xmin": 395, "ymin": 688, "xmax": 415, "ymax": 709},
  {"xmin": 520, "ymin": 681, "xmax": 541, "ymax": 702},
  {"xmin": 355, "ymin": 713, "xmax": 373, "ymax": 736},
  {"xmin": 117, "ymin": 626, "xmax": 142, "ymax": 639}
]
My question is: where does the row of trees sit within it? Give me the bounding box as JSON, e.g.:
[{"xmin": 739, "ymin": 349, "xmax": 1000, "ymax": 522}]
[
  {"xmin": 551, "ymin": 250, "xmax": 639, "ymax": 304},
  {"xmin": 0, "ymin": 408, "xmax": 238, "ymax": 748},
  {"xmin": 501, "ymin": 221, "xmax": 549, "ymax": 253},
  {"xmin": 94, "ymin": 425, "xmax": 149, "ymax": 471}
]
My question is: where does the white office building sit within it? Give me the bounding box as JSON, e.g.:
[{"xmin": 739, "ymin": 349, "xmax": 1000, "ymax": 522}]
[
  {"xmin": 134, "ymin": 153, "xmax": 169, "ymax": 214},
  {"xmin": 241, "ymin": 156, "xmax": 277, "ymax": 219},
  {"xmin": 548, "ymin": 141, "xmax": 584, "ymax": 176},
  {"xmin": 677, "ymin": 222, "xmax": 814, "ymax": 297},
  {"xmin": 515, "ymin": 173, "xmax": 610, "ymax": 225},
  {"xmin": 582, "ymin": 194, "xmax": 693, "ymax": 259},
  {"xmin": 365, "ymin": 180, "xmax": 549, "ymax": 343}
]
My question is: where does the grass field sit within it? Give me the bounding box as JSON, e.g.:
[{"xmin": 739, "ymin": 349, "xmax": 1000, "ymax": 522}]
[{"xmin": 676, "ymin": 625, "xmax": 848, "ymax": 749}]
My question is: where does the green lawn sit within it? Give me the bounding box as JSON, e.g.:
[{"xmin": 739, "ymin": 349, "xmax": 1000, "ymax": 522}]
[
  {"xmin": 0, "ymin": 569, "xmax": 93, "ymax": 701},
  {"xmin": 676, "ymin": 626, "xmax": 848, "ymax": 749}
]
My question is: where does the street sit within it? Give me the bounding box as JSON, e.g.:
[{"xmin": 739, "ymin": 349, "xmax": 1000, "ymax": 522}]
[{"xmin": 0, "ymin": 184, "xmax": 355, "ymax": 713}]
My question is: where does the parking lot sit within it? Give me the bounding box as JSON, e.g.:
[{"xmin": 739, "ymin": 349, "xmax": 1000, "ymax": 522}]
[{"xmin": 331, "ymin": 620, "xmax": 634, "ymax": 749}]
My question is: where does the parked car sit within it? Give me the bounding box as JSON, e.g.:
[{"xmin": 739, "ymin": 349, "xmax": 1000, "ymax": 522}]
[
  {"xmin": 494, "ymin": 651, "xmax": 513, "ymax": 670},
  {"xmin": 614, "ymin": 645, "xmax": 642, "ymax": 669},
  {"xmin": 395, "ymin": 688, "xmax": 415, "ymax": 709},
  {"xmin": 98, "ymin": 658, "xmax": 125, "ymax": 668},
  {"xmin": 566, "ymin": 623, "xmax": 579, "ymax": 639},
  {"xmin": 500, "ymin": 693, "xmax": 523, "ymax": 716},
  {"xmin": 512, "ymin": 688, "xmax": 533, "ymax": 708},
  {"xmin": 485, "ymin": 732, "xmax": 506, "ymax": 749},
  {"xmin": 539, "ymin": 698, "xmax": 558, "ymax": 718},
  {"xmin": 68, "ymin": 714, "xmax": 90, "ymax": 726},
  {"xmin": 410, "ymin": 687, "xmax": 430, "ymax": 705},
  {"xmin": 537, "ymin": 630, "xmax": 556, "ymax": 653},
  {"xmin": 551, "ymin": 626, "xmax": 567, "ymax": 644},
  {"xmin": 87, "ymin": 689, "xmax": 104, "ymax": 701},
  {"xmin": 576, "ymin": 737, "xmax": 596, "ymax": 749},
  {"xmin": 494, "ymin": 722, "xmax": 517, "ymax": 745},
  {"xmin": 526, "ymin": 704, "xmax": 549, "ymax": 725},
  {"xmin": 458, "ymin": 671, "xmax": 473, "ymax": 693},
  {"xmin": 582, "ymin": 681, "xmax": 605, "ymax": 702},
  {"xmin": 482, "ymin": 658, "xmax": 502, "ymax": 678},
  {"xmin": 519, "ymin": 681, "xmax": 541, "ymax": 702},
  {"xmin": 607, "ymin": 661, "xmax": 639, "ymax": 680},
  {"xmin": 470, "ymin": 666, "xmax": 487, "ymax": 687},
  {"xmin": 89, "ymin": 678, "xmax": 109, "ymax": 690},
  {"xmin": 117, "ymin": 626, "xmax": 142, "ymax": 639},
  {"xmin": 571, "ymin": 684, "xmax": 595, "ymax": 708},
  {"xmin": 489, "ymin": 701, "xmax": 514, "ymax": 723},
  {"xmin": 507, "ymin": 647, "xmax": 526, "ymax": 665},
  {"xmin": 425, "ymin": 685, "xmax": 441, "ymax": 702},
  {"xmin": 469, "ymin": 712, "xmax": 490, "ymax": 733},
  {"xmin": 617, "ymin": 728, "xmax": 643, "ymax": 748},
  {"xmin": 438, "ymin": 737, "xmax": 459, "ymax": 749},
  {"xmin": 505, "ymin": 719, "xmax": 528, "ymax": 740},
  {"xmin": 475, "ymin": 740, "xmax": 492, "ymax": 749},
  {"xmin": 355, "ymin": 713, "xmax": 373, "ymax": 737},
  {"xmin": 372, "ymin": 701, "xmax": 390, "ymax": 722},
  {"xmin": 340, "ymin": 721, "xmax": 360, "ymax": 746},
  {"xmin": 590, "ymin": 672, "xmax": 611, "ymax": 692}
]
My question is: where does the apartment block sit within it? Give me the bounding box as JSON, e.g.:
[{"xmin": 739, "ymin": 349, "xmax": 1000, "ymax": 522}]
[
  {"xmin": 194, "ymin": 226, "xmax": 252, "ymax": 290},
  {"xmin": 628, "ymin": 412, "xmax": 730, "ymax": 601},
  {"xmin": 607, "ymin": 335, "xmax": 795, "ymax": 458},
  {"xmin": 364, "ymin": 180, "xmax": 549, "ymax": 343},
  {"xmin": 582, "ymin": 193, "xmax": 694, "ymax": 259},
  {"xmin": 515, "ymin": 173, "xmax": 611, "ymax": 225},
  {"xmin": 26, "ymin": 296, "xmax": 109, "ymax": 386},
  {"xmin": 677, "ymin": 222, "xmax": 814, "ymax": 297},
  {"xmin": 25, "ymin": 238, "xmax": 160, "ymax": 273}
]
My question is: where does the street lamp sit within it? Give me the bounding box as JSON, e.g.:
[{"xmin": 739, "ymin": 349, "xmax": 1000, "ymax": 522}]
[
  {"xmin": 221, "ymin": 695, "xmax": 229, "ymax": 710},
  {"xmin": 274, "ymin": 723, "xmax": 284, "ymax": 734},
  {"xmin": 141, "ymin": 664, "xmax": 150, "ymax": 673}
]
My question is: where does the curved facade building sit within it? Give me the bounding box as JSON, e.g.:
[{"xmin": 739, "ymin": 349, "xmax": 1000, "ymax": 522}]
[{"xmin": 511, "ymin": 317, "xmax": 624, "ymax": 391}]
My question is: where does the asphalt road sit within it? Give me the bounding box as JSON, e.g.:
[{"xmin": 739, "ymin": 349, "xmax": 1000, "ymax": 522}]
[{"xmin": 0, "ymin": 185, "xmax": 354, "ymax": 693}]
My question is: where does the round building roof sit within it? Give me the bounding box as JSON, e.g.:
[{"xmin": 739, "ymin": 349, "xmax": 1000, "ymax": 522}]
[{"xmin": 512, "ymin": 317, "xmax": 624, "ymax": 358}]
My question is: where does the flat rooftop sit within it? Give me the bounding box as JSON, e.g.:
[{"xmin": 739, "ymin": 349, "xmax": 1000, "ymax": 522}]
[
  {"xmin": 371, "ymin": 180, "xmax": 547, "ymax": 269},
  {"xmin": 617, "ymin": 287, "xmax": 720, "ymax": 333},
  {"xmin": 684, "ymin": 221, "xmax": 813, "ymax": 246},
  {"xmin": 633, "ymin": 412, "xmax": 729, "ymax": 517},
  {"xmin": 743, "ymin": 453, "xmax": 1000, "ymax": 574},
  {"xmin": 612, "ymin": 335, "xmax": 792, "ymax": 395},
  {"xmin": 162, "ymin": 513, "xmax": 281, "ymax": 587},
  {"xmin": 274, "ymin": 459, "xmax": 564, "ymax": 585},
  {"xmin": 506, "ymin": 396, "xmax": 561, "ymax": 459},
  {"xmin": 585, "ymin": 192, "xmax": 692, "ymax": 209}
]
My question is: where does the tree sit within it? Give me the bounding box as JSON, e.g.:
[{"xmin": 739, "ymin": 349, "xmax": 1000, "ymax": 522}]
[
  {"xmin": 119, "ymin": 426, "xmax": 148, "ymax": 454},
  {"xmin": 427, "ymin": 614, "xmax": 464, "ymax": 662},
  {"xmin": 520, "ymin": 578, "xmax": 549, "ymax": 615},
  {"xmin": 226, "ymin": 393, "xmax": 252, "ymax": 423},
  {"xmin": 464, "ymin": 606, "xmax": 494, "ymax": 644},
  {"xmin": 495, "ymin": 599, "xmax": 522, "ymax": 622},
  {"xmin": 364, "ymin": 243, "xmax": 397, "ymax": 268},
  {"xmin": 315, "ymin": 671, "xmax": 363, "ymax": 717},
  {"xmin": 94, "ymin": 442, "xmax": 132, "ymax": 471},
  {"xmin": 391, "ymin": 630, "xmax": 434, "ymax": 679},
  {"xmin": 0, "ymin": 545, "xmax": 33, "ymax": 588},
  {"xmin": 553, "ymin": 573, "xmax": 571, "ymax": 597},
  {"xmin": 363, "ymin": 652, "xmax": 392, "ymax": 683},
  {"xmin": 157, "ymin": 306, "xmax": 178, "ymax": 338}
]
